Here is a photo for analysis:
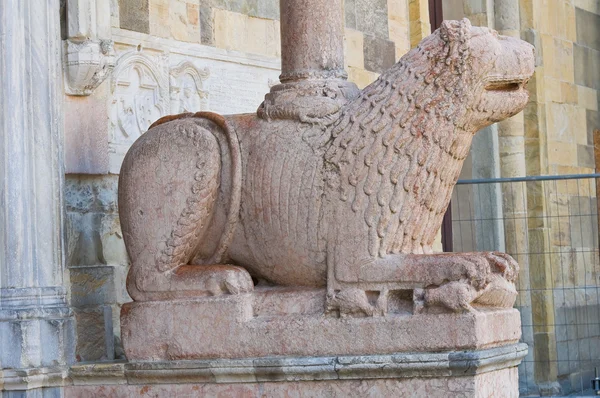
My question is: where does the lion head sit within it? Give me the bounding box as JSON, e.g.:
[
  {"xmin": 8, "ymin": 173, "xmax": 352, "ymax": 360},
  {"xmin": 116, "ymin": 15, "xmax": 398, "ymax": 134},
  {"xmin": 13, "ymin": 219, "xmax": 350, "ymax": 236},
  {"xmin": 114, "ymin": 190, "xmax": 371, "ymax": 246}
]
[{"xmin": 430, "ymin": 18, "xmax": 535, "ymax": 132}]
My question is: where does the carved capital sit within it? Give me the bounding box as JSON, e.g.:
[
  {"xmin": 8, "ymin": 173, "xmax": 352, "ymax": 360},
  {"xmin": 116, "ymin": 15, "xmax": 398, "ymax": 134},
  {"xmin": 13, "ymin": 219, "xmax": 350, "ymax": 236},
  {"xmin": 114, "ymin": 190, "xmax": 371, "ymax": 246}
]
[
  {"xmin": 257, "ymin": 79, "xmax": 360, "ymax": 122},
  {"xmin": 63, "ymin": 39, "xmax": 115, "ymax": 96}
]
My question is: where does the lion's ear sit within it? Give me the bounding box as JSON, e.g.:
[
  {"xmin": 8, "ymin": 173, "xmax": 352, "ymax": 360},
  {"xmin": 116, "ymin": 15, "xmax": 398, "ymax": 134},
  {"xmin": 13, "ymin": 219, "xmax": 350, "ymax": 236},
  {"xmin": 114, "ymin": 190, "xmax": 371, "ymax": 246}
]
[
  {"xmin": 440, "ymin": 18, "xmax": 472, "ymax": 43},
  {"xmin": 440, "ymin": 18, "xmax": 472, "ymax": 73}
]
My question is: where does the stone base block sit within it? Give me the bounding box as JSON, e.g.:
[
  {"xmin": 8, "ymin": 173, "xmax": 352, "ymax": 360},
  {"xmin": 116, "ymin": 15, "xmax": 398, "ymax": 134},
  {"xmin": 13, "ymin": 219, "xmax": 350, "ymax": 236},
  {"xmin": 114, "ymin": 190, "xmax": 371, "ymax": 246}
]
[
  {"xmin": 0, "ymin": 304, "xmax": 75, "ymax": 370},
  {"xmin": 64, "ymin": 371, "xmax": 516, "ymax": 397},
  {"xmin": 65, "ymin": 344, "xmax": 527, "ymax": 397},
  {"xmin": 121, "ymin": 287, "xmax": 522, "ymax": 361}
]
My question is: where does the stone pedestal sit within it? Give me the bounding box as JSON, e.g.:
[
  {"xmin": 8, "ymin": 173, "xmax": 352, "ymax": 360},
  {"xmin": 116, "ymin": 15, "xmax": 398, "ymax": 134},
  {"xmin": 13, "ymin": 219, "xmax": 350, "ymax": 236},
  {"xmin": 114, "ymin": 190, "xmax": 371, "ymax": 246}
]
[
  {"xmin": 114, "ymin": 15, "xmax": 534, "ymax": 398},
  {"xmin": 0, "ymin": 0, "xmax": 75, "ymax": 395},
  {"xmin": 121, "ymin": 287, "xmax": 521, "ymax": 360},
  {"xmin": 118, "ymin": 287, "xmax": 526, "ymax": 396},
  {"xmin": 66, "ymin": 344, "xmax": 526, "ymax": 397}
]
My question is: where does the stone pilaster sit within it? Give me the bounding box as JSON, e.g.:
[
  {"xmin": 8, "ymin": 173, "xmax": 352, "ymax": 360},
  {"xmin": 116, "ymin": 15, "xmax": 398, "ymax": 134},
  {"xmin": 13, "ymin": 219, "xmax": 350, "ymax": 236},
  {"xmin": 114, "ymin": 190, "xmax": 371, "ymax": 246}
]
[{"xmin": 0, "ymin": 0, "xmax": 75, "ymax": 394}]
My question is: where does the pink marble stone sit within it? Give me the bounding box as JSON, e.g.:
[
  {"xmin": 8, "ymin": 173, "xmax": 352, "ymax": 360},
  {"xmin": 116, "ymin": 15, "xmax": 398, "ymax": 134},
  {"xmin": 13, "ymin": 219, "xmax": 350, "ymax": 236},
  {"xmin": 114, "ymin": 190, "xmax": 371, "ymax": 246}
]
[
  {"xmin": 65, "ymin": 366, "xmax": 519, "ymax": 397},
  {"xmin": 118, "ymin": 19, "xmax": 534, "ymax": 315},
  {"xmin": 121, "ymin": 290, "xmax": 521, "ymax": 360}
]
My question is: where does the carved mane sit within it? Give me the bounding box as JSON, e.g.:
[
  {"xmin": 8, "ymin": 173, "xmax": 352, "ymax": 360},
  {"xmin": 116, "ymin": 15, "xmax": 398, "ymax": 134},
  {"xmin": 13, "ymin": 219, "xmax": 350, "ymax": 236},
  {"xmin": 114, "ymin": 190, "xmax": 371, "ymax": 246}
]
[{"xmin": 324, "ymin": 20, "xmax": 478, "ymax": 257}]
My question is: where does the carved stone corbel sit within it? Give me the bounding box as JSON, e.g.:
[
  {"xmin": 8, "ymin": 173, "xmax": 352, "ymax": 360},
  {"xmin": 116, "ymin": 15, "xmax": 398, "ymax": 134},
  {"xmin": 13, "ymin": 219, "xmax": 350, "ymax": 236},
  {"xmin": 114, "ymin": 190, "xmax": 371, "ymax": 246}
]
[
  {"xmin": 64, "ymin": 39, "xmax": 115, "ymax": 96},
  {"xmin": 63, "ymin": 0, "xmax": 114, "ymax": 96}
]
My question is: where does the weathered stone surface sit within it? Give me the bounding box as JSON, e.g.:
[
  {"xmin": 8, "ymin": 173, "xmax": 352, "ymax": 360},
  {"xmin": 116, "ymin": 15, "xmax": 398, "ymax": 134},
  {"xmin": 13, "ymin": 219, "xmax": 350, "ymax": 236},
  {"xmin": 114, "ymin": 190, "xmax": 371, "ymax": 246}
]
[
  {"xmin": 347, "ymin": 65, "xmax": 379, "ymax": 89},
  {"xmin": 119, "ymin": 20, "xmax": 532, "ymax": 314},
  {"xmin": 74, "ymin": 306, "xmax": 114, "ymax": 362},
  {"xmin": 363, "ymin": 34, "xmax": 396, "ymax": 73},
  {"xmin": 256, "ymin": 0, "xmax": 280, "ymax": 19},
  {"xmin": 213, "ymin": 0, "xmax": 258, "ymax": 16},
  {"xmin": 65, "ymin": 363, "xmax": 523, "ymax": 397},
  {"xmin": 199, "ymin": 5, "xmax": 215, "ymax": 45},
  {"xmin": 66, "ymin": 175, "xmax": 119, "ymax": 214},
  {"xmin": 588, "ymin": 109, "xmax": 599, "ymax": 144},
  {"xmin": 64, "ymin": 83, "xmax": 111, "ymax": 174},
  {"xmin": 67, "ymin": 212, "xmax": 128, "ymax": 268},
  {"xmin": 355, "ymin": 0, "xmax": 389, "ymax": 39},
  {"xmin": 344, "ymin": 28, "xmax": 364, "ymax": 69},
  {"xmin": 574, "ymin": 44, "xmax": 600, "ymax": 90},
  {"xmin": 169, "ymin": 0, "xmax": 201, "ymax": 42},
  {"xmin": 62, "ymin": 0, "xmax": 114, "ymax": 97},
  {"xmin": 70, "ymin": 266, "xmax": 116, "ymax": 307},
  {"xmin": 121, "ymin": 288, "xmax": 523, "ymax": 360},
  {"xmin": 256, "ymin": 0, "xmax": 361, "ymax": 133},
  {"xmin": 213, "ymin": 9, "xmax": 281, "ymax": 57},
  {"xmin": 576, "ymin": 7, "xmax": 600, "ymax": 51},
  {"xmin": 577, "ymin": 144, "xmax": 595, "ymax": 168},
  {"xmin": 115, "ymin": 18, "xmax": 531, "ymax": 398},
  {"xmin": 408, "ymin": 0, "xmax": 431, "ymax": 47},
  {"xmin": 344, "ymin": 0, "xmax": 357, "ymax": 29},
  {"xmin": 119, "ymin": 0, "xmax": 150, "ymax": 34}
]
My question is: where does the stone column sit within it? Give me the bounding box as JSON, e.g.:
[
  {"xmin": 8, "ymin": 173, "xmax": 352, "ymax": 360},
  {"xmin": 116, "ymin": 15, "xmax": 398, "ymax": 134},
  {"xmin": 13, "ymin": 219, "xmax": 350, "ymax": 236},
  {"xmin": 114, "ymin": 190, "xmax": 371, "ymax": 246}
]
[
  {"xmin": 471, "ymin": 125, "xmax": 506, "ymax": 253},
  {"xmin": 0, "ymin": 0, "xmax": 75, "ymax": 394},
  {"xmin": 495, "ymin": 0, "xmax": 559, "ymax": 393},
  {"xmin": 258, "ymin": 0, "xmax": 359, "ymax": 120},
  {"xmin": 279, "ymin": 0, "xmax": 345, "ymax": 82}
]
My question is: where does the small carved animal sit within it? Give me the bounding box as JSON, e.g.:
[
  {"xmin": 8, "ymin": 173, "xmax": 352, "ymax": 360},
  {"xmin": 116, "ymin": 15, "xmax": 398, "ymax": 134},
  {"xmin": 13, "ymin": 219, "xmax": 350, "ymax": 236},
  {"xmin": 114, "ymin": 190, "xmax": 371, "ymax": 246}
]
[{"xmin": 119, "ymin": 19, "xmax": 534, "ymax": 312}]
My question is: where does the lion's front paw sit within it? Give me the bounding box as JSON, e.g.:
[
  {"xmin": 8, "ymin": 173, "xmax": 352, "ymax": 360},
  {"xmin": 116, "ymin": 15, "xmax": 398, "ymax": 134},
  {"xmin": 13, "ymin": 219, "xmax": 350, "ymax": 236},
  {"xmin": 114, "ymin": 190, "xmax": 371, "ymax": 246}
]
[{"xmin": 206, "ymin": 267, "xmax": 254, "ymax": 296}]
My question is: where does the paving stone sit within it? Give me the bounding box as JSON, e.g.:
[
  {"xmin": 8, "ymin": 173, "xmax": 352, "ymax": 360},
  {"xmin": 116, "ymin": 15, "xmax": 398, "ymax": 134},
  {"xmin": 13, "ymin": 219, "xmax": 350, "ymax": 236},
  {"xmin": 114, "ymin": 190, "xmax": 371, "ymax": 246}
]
[
  {"xmin": 119, "ymin": 0, "xmax": 150, "ymax": 34},
  {"xmin": 363, "ymin": 34, "xmax": 395, "ymax": 73}
]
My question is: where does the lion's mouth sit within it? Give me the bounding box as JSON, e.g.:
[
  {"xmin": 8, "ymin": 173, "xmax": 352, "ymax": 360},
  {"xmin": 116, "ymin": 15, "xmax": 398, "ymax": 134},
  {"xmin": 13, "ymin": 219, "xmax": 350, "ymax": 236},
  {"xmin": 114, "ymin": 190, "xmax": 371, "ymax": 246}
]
[{"xmin": 485, "ymin": 77, "xmax": 529, "ymax": 92}]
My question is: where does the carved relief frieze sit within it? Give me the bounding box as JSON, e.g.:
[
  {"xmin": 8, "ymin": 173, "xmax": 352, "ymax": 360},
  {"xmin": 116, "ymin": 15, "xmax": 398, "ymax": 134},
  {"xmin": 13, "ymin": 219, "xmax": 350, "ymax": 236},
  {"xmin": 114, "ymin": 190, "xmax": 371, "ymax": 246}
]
[
  {"xmin": 169, "ymin": 62, "xmax": 210, "ymax": 114},
  {"xmin": 107, "ymin": 51, "xmax": 214, "ymax": 173},
  {"xmin": 108, "ymin": 50, "xmax": 169, "ymax": 173}
]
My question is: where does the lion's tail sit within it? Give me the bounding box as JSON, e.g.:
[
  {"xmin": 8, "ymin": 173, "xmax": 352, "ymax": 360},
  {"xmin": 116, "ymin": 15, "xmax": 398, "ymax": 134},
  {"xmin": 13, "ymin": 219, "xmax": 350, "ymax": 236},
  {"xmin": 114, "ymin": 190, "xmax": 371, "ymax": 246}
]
[{"xmin": 148, "ymin": 111, "xmax": 242, "ymax": 263}]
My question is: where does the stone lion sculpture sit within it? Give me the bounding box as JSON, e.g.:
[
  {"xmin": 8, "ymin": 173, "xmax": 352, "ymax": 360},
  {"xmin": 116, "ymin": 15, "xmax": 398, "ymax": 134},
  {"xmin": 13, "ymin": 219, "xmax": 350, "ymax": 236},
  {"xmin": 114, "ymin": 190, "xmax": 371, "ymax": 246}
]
[{"xmin": 119, "ymin": 19, "xmax": 534, "ymax": 314}]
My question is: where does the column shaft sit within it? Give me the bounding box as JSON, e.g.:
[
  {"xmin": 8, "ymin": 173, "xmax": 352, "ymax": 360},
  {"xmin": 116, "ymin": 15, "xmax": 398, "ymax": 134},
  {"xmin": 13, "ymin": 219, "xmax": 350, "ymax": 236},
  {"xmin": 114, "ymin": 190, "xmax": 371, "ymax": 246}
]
[
  {"xmin": 279, "ymin": 0, "xmax": 346, "ymax": 82},
  {"xmin": 258, "ymin": 0, "xmax": 359, "ymax": 121},
  {"xmin": 0, "ymin": 0, "xmax": 75, "ymax": 377}
]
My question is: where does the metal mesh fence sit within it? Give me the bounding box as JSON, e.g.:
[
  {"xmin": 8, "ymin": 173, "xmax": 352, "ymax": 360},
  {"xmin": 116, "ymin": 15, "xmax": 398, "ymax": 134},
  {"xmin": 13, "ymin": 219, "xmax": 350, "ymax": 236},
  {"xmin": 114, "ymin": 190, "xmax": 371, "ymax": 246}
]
[{"xmin": 450, "ymin": 174, "xmax": 600, "ymax": 397}]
